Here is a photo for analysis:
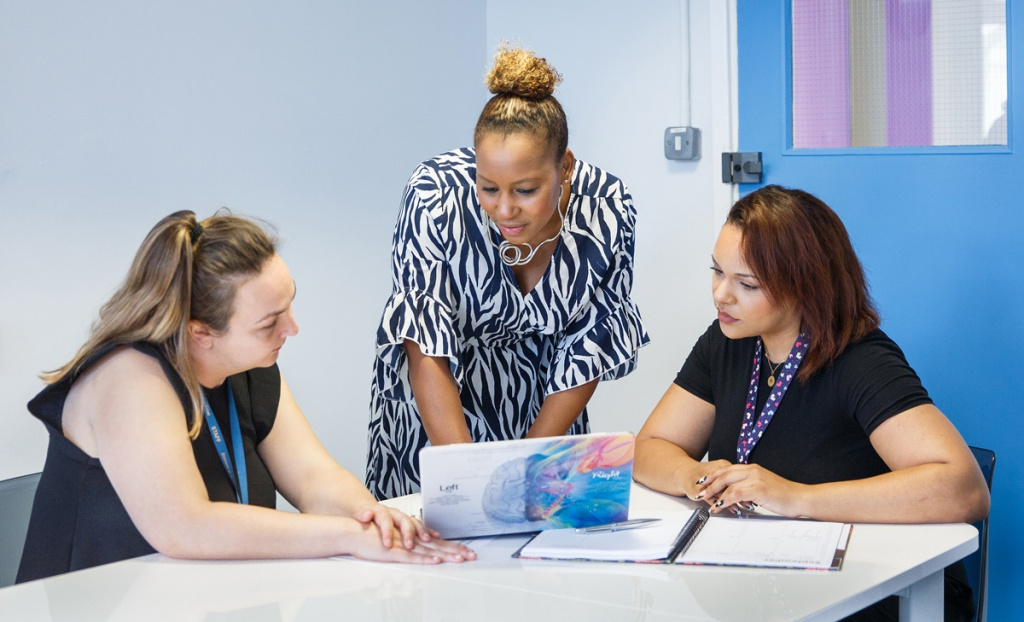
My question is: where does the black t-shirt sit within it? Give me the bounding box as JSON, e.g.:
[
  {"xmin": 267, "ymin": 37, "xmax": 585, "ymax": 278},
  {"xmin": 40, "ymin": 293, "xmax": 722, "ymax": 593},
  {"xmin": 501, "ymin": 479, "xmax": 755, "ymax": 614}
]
[
  {"xmin": 673, "ymin": 322, "xmax": 976, "ymax": 621},
  {"xmin": 675, "ymin": 321, "xmax": 932, "ymax": 483},
  {"xmin": 17, "ymin": 342, "xmax": 280, "ymax": 583}
]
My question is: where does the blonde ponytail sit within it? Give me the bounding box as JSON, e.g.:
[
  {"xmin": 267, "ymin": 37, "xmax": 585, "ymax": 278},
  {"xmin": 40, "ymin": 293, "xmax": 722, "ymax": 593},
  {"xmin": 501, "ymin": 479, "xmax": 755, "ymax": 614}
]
[{"xmin": 45, "ymin": 210, "xmax": 277, "ymax": 439}]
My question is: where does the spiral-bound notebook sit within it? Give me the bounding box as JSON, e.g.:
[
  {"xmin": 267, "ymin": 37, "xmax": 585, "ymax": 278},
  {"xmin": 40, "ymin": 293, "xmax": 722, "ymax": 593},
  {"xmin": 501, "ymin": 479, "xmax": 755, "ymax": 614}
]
[
  {"xmin": 514, "ymin": 509, "xmax": 852, "ymax": 570},
  {"xmin": 513, "ymin": 509, "xmax": 708, "ymax": 563}
]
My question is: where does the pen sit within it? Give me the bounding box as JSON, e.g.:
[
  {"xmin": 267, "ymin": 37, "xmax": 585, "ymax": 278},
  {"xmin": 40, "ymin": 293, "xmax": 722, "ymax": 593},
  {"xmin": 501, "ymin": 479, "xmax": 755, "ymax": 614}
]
[{"xmin": 575, "ymin": 518, "xmax": 662, "ymax": 533}]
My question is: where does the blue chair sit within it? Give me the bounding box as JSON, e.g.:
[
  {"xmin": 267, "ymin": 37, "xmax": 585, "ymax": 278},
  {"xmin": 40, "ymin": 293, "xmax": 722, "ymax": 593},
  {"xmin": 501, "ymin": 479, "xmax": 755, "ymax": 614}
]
[
  {"xmin": 0, "ymin": 472, "xmax": 41, "ymax": 588},
  {"xmin": 963, "ymin": 447, "xmax": 995, "ymax": 622}
]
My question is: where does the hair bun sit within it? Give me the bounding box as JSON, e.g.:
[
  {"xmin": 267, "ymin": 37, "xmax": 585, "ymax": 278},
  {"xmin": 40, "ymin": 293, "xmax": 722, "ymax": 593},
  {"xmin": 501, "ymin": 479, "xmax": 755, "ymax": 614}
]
[{"xmin": 485, "ymin": 42, "xmax": 561, "ymax": 100}]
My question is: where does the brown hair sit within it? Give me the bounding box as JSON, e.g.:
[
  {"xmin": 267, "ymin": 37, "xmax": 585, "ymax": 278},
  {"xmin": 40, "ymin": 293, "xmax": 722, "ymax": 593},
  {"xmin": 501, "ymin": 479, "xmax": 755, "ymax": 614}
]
[
  {"xmin": 44, "ymin": 210, "xmax": 277, "ymax": 438},
  {"xmin": 726, "ymin": 185, "xmax": 880, "ymax": 380},
  {"xmin": 474, "ymin": 42, "xmax": 568, "ymax": 162}
]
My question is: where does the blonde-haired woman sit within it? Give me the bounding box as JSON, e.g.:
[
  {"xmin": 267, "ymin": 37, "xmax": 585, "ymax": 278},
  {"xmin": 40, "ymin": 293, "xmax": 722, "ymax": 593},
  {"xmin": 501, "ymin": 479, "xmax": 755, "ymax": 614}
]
[
  {"xmin": 367, "ymin": 44, "xmax": 649, "ymax": 499},
  {"xmin": 18, "ymin": 211, "xmax": 474, "ymax": 583}
]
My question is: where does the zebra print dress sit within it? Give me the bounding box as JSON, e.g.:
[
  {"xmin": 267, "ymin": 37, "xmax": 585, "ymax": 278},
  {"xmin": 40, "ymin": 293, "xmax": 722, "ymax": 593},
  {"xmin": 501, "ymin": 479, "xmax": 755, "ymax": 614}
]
[{"xmin": 366, "ymin": 148, "xmax": 649, "ymax": 500}]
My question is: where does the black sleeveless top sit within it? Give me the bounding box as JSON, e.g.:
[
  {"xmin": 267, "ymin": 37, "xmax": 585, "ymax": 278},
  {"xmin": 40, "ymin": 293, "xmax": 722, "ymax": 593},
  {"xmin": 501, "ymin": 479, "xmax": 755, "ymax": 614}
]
[{"xmin": 17, "ymin": 342, "xmax": 280, "ymax": 583}]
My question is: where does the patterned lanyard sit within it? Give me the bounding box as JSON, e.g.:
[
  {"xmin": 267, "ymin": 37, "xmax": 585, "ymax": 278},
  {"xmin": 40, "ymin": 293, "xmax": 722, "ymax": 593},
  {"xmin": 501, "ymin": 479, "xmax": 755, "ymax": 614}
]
[
  {"xmin": 202, "ymin": 383, "xmax": 249, "ymax": 505},
  {"xmin": 736, "ymin": 333, "xmax": 810, "ymax": 464}
]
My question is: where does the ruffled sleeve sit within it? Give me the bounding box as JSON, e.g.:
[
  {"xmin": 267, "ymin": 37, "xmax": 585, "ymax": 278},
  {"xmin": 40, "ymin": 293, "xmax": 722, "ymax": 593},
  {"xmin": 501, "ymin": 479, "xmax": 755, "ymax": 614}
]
[
  {"xmin": 374, "ymin": 160, "xmax": 464, "ymax": 402},
  {"xmin": 544, "ymin": 185, "xmax": 650, "ymax": 394},
  {"xmin": 546, "ymin": 298, "xmax": 648, "ymax": 392}
]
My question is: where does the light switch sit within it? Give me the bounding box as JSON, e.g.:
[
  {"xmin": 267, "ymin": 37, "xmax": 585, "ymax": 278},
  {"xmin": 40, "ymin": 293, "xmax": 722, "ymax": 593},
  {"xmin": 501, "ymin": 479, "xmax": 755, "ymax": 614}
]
[{"xmin": 664, "ymin": 127, "xmax": 700, "ymax": 160}]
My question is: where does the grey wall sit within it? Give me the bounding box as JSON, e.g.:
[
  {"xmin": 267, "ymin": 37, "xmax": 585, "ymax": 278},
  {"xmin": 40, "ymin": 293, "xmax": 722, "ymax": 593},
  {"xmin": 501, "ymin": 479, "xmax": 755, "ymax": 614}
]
[
  {"xmin": 1, "ymin": 1, "xmax": 725, "ymax": 483},
  {"xmin": 0, "ymin": 0, "xmax": 486, "ymax": 479}
]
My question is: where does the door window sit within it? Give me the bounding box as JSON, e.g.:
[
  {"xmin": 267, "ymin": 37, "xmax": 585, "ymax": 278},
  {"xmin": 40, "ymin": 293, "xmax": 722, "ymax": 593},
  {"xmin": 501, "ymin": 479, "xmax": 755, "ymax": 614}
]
[{"xmin": 790, "ymin": 0, "xmax": 1007, "ymax": 148}]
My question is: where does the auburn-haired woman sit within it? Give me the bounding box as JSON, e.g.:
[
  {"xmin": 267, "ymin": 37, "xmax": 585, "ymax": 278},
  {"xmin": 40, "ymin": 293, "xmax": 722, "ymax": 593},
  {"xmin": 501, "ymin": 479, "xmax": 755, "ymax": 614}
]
[
  {"xmin": 18, "ymin": 211, "xmax": 473, "ymax": 583},
  {"xmin": 366, "ymin": 44, "xmax": 648, "ymax": 499},
  {"xmin": 634, "ymin": 185, "xmax": 988, "ymax": 620}
]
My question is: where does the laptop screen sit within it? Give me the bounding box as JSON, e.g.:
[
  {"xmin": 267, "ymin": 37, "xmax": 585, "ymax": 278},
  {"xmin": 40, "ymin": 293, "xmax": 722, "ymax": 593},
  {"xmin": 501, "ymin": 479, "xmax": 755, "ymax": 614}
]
[{"xmin": 420, "ymin": 432, "xmax": 635, "ymax": 539}]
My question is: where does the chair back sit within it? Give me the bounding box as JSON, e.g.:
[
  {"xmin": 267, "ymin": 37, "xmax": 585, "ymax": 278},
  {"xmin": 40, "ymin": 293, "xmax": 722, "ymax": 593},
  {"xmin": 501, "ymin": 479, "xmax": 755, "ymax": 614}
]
[
  {"xmin": 0, "ymin": 472, "xmax": 41, "ymax": 588},
  {"xmin": 963, "ymin": 446, "xmax": 996, "ymax": 622}
]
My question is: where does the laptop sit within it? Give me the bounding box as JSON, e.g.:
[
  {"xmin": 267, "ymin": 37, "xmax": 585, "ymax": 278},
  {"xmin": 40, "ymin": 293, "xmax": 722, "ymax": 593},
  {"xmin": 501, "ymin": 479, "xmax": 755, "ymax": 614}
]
[{"xmin": 419, "ymin": 432, "xmax": 635, "ymax": 539}]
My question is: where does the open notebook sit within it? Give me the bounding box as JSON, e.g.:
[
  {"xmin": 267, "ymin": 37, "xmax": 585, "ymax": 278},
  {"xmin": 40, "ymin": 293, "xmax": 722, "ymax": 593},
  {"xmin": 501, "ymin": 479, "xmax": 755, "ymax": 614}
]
[
  {"xmin": 419, "ymin": 432, "xmax": 635, "ymax": 539},
  {"xmin": 514, "ymin": 509, "xmax": 852, "ymax": 570}
]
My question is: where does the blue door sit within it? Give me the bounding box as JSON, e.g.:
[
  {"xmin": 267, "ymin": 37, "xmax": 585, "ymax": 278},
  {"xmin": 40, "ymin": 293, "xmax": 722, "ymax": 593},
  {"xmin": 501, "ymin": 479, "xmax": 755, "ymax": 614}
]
[{"xmin": 736, "ymin": 1, "xmax": 1021, "ymax": 619}]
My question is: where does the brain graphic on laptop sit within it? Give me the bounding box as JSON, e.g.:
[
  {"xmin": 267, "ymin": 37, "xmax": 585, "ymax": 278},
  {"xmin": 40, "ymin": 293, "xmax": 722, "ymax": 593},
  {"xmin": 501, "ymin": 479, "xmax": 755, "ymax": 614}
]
[
  {"xmin": 481, "ymin": 456, "xmax": 531, "ymax": 523},
  {"xmin": 481, "ymin": 435, "xmax": 633, "ymax": 528}
]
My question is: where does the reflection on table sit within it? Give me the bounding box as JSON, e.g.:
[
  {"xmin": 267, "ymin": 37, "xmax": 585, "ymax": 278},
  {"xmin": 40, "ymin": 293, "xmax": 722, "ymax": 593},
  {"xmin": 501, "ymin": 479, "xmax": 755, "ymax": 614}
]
[{"xmin": 0, "ymin": 484, "xmax": 976, "ymax": 621}]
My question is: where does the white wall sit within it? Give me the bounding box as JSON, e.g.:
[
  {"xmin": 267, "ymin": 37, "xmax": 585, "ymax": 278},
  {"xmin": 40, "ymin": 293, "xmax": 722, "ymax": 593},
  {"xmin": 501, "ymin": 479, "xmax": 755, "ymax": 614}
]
[
  {"xmin": 0, "ymin": 0, "xmax": 486, "ymax": 479},
  {"xmin": 485, "ymin": 0, "xmax": 737, "ymax": 437},
  {"xmin": 0, "ymin": 0, "xmax": 736, "ymax": 483}
]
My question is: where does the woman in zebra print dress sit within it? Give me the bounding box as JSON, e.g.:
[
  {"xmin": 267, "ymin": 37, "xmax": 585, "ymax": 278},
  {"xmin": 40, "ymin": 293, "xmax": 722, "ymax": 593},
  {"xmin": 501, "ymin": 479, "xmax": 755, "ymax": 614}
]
[{"xmin": 366, "ymin": 44, "xmax": 649, "ymax": 499}]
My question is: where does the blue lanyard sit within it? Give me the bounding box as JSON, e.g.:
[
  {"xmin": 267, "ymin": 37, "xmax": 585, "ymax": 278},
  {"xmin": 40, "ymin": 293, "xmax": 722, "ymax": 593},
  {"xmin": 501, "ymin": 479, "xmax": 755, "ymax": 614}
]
[
  {"xmin": 202, "ymin": 383, "xmax": 249, "ymax": 505},
  {"xmin": 736, "ymin": 333, "xmax": 810, "ymax": 464}
]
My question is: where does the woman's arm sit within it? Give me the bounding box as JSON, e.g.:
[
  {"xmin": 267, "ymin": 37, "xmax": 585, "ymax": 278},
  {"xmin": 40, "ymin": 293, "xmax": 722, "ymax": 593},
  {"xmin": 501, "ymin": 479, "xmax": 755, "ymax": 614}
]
[
  {"xmin": 633, "ymin": 384, "xmax": 731, "ymax": 499},
  {"xmin": 404, "ymin": 340, "xmax": 472, "ymax": 445},
  {"xmin": 82, "ymin": 348, "xmax": 471, "ymax": 564},
  {"xmin": 257, "ymin": 376, "xmax": 380, "ymax": 517},
  {"xmin": 699, "ymin": 404, "xmax": 991, "ymax": 523},
  {"xmin": 525, "ymin": 379, "xmax": 599, "ymax": 438},
  {"xmin": 257, "ymin": 376, "xmax": 471, "ymax": 555}
]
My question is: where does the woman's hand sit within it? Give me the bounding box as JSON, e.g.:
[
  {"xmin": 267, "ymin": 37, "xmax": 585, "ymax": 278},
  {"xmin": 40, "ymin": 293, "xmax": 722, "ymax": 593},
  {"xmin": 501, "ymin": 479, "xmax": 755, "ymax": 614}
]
[
  {"xmin": 354, "ymin": 504, "xmax": 439, "ymax": 549},
  {"xmin": 348, "ymin": 514, "xmax": 476, "ymax": 564},
  {"xmin": 697, "ymin": 463, "xmax": 809, "ymax": 517},
  {"xmin": 683, "ymin": 459, "xmax": 734, "ymax": 502}
]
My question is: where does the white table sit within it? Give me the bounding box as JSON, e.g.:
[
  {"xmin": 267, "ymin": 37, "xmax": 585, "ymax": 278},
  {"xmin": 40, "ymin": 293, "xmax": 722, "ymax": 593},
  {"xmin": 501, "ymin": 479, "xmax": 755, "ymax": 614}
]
[{"xmin": 0, "ymin": 484, "xmax": 976, "ymax": 621}]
